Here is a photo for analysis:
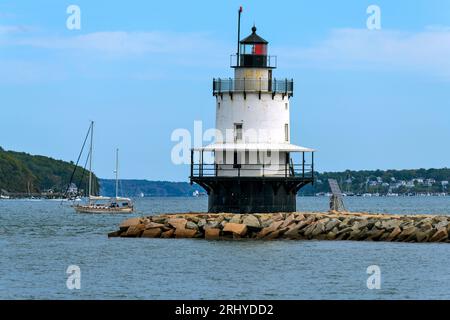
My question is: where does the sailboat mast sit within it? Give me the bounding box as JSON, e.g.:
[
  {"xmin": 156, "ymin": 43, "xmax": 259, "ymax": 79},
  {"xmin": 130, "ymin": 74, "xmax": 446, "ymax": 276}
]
[
  {"xmin": 115, "ymin": 148, "xmax": 119, "ymax": 199},
  {"xmin": 88, "ymin": 121, "xmax": 94, "ymax": 199}
]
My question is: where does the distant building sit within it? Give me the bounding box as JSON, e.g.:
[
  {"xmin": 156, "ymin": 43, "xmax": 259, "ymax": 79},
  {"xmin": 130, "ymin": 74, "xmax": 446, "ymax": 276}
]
[
  {"xmin": 68, "ymin": 183, "xmax": 78, "ymax": 194},
  {"xmin": 406, "ymin": 181, "xmax": 415, "ymax": 188},
  {"xmin": 442, "ymin": 181, "xmax": 449, "ymax": 186},
  {"xmin": 391, "ymin": 182, "xmax": 404, "ymax": 189}
]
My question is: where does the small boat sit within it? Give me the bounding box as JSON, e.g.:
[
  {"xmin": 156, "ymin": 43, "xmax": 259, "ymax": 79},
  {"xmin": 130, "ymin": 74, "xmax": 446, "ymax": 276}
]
[
  {"xmin": 74, "ymin": 196, "xmax": 134, "ymax": 213},
  {"xmin": 73, "ymin": 122, "xmax": 134, "ymax": 214}
]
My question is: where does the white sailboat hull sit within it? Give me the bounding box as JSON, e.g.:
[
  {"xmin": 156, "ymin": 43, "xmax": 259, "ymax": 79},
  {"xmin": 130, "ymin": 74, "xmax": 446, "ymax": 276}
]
[{"xmin": 73, "ymin": 204, "xmax": 133, "ymax": 214}]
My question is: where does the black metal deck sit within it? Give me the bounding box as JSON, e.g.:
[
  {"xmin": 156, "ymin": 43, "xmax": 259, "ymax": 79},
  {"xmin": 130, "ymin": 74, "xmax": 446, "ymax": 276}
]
[{"xmin": 189, "ymin": 156, "xmax": 314, "ymax": 213}]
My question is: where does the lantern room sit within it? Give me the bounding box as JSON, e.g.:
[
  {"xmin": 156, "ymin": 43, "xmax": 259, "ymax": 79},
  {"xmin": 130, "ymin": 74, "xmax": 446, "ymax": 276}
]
[{"xmin": 236, "ymin": 26, "xmax": 275, "ymax": 68}]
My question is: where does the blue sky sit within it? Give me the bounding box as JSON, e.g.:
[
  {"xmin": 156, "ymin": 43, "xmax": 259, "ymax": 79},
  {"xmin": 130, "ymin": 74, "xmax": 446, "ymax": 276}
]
[{"xmin": 1, "ymin": 0, "xmax": 450, "ymax": 181}]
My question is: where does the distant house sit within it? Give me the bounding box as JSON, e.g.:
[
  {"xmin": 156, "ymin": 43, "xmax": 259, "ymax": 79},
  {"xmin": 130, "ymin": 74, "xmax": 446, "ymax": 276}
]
[
  {"xmin": 406, "ymin": 181, "xmax": 415, "ymax": 188},
  {"xmin": 392, "ymin": 181, "xmax": 406, "ymax": 189},
  {"xmin": 442, "ymin": 181, "xmax": 449, "ymax": 186},
  {"xmin": 67, "ymin": 183, "xmax": 78, "ymax": 194},
  {"xmin": 392, "ymin": 181, "xmax": 406, "ymax": 188}
]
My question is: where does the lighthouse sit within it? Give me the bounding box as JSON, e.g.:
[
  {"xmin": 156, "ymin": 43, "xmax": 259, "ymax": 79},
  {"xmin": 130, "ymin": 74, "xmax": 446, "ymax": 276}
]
[{"xmin": 190, "ymin": 10, "xmax": 315, "ymax": 213}]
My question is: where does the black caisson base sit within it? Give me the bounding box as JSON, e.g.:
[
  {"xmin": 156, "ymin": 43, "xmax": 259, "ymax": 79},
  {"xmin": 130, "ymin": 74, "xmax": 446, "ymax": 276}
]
[{"xmin": 207, "ymin": 180, "xmax": 297, "ymax": 213}]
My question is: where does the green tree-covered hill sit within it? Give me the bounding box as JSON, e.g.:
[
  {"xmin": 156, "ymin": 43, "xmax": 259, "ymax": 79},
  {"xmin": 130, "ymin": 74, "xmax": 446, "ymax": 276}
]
[
  {"xmin": 99, "ymin": 179, "xmax": 203, "ymax": 197},
  {"xmin": 0, "ymin": 147, "xmax": 98, "ymax": 195}
]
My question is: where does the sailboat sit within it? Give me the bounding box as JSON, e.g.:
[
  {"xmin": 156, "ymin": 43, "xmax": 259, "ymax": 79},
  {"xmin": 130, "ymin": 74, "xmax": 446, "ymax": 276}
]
[{"xmin": 73, "ymin": 122, "xmax": 134, "ymax": 214}]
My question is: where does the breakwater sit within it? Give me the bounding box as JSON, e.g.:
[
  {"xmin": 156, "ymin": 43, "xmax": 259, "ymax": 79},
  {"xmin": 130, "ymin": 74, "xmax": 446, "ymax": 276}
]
[{"xmin": 108, "ymin": 212, "xmax": 450, "ymax": 243}]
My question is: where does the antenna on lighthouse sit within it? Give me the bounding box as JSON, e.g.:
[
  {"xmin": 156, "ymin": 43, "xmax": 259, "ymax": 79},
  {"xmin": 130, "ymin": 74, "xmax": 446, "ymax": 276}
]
[{"xmin": 237, "ymin": 6, "xmax": 243, "ymax": 67}]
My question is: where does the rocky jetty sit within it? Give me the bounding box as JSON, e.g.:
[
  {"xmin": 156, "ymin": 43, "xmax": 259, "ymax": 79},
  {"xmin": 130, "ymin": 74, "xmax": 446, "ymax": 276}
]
[{"xmin": 108, "ymin": 212, "xmax": 450, "ymax": 243}]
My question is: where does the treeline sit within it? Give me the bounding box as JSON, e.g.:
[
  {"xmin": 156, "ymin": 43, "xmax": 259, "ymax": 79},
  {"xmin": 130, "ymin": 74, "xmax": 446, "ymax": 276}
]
[
  {"xmin": 2, "ymin": 145, "xmax": 448, "ymax": 197},
  {"xmin": 298, "ymin": 168, "xmax": 450, "ymax": 195},
  {"xmin": 0, "ymin": 147, "xmax": 99, "ymax": 195},
  {"xmin": 101, "ymin": 168, "xmax": 450, "ymax": 198},
  {"xmin": 99, "ymin": 179, "xmax": 203, "ymax": 197}
]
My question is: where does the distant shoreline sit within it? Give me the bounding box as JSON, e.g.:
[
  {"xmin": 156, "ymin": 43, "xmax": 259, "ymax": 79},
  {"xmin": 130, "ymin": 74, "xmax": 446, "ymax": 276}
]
[
  {"xmin": 99, "ymin": 168, "xmax": 450, "ymax": 198},
  {"xmin": 1, "ymin": 194, "xmax": 449, "ymax": 200},
  {"xmin": 1, "ymin": 145, "xmax": 449, "ymax": 198}
]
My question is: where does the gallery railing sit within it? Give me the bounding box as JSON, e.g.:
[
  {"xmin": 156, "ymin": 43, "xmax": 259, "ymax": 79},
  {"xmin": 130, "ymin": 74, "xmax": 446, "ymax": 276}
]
[
  {"xmin": 191, "ymin": 162, "xmax": 313, "ymax": 180},
  {"xmin": 213, "ymin": 78, "xmax": 294, "ymax": 97}
]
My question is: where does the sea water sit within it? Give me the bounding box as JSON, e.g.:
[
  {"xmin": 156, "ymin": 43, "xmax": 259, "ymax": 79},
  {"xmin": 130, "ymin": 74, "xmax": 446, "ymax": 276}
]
[{"xmin": 1, "ymin": 196, "xmax": 450, "ymax": 299}]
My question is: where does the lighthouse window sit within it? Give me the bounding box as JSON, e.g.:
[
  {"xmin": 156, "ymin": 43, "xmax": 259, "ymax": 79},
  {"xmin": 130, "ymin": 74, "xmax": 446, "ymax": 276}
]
[
  {"xmin": 253, "ymin": 44, "xmax": 267, "ymax": 55},
  {"xmin": 285, "ymin": 103, "xmax": 288, "ymax": 110},
  {"xmin": 284, "ymin": 124, "xmax": 289, "ymax": 141},
  {"xmin": 217, "ymin": 102, "xmax": 220, "ymax": 109},
  {"xmin": 242, "ymin": 43, "xmax": 267, "ymax": 55},
  {"xmin": 234, "ymin": 123, "xmax": 243, "ymax": 142}
]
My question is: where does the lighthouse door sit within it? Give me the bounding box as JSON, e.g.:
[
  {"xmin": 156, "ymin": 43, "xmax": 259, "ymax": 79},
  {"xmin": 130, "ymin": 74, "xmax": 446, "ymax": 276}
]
[
  {"xmin": 233, "ymin": 152, "xmax": 242, "ymax": 169},
  {"xmin": 268, "ymin": 69, "xmax": 273, "ymax": 91}
]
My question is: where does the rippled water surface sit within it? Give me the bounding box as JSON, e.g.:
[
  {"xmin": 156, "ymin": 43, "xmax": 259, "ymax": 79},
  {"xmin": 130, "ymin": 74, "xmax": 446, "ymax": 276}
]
[{"xmin": 1, "ymin": 196, "xmax": 450, "ymax": 299}]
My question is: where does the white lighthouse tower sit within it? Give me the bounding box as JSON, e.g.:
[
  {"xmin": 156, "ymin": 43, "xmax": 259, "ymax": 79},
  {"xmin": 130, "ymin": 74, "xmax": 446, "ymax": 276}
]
[{"xmin": 191, "ymin": 10, "xmax": 315, "ymax": 213}]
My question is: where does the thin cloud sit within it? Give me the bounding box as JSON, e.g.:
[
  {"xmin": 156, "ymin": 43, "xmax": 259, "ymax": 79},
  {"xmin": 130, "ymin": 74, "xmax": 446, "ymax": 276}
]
[
  {"xmin": 0, "ymin": 25, "xmax": 33, "ymax": 34},
  {"xmin": 7, "ymin": 31, "xmax": 225, "ymax": 57},
  {"xmin": 4, "ymin": 27, "xmax": 450, "ymax": 82},
  {"xmin": 0, "ymin": 30, "xmax": 230, "ymax": 83},
  {"xmin": 278, "ymin": 28, "xmax": 450, "ymax": 78}
]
